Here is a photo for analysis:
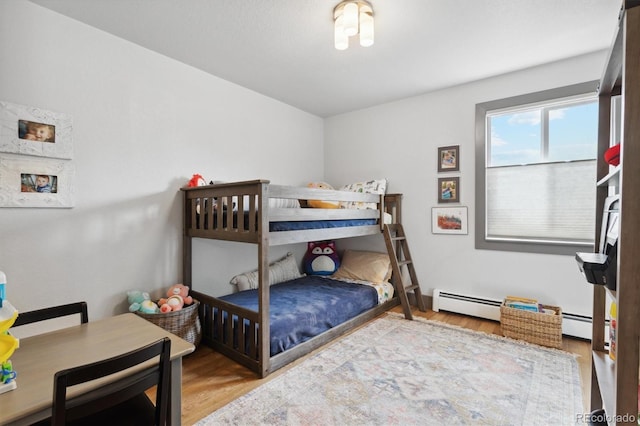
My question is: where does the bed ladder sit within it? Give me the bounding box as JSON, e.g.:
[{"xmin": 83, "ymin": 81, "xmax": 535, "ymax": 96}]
[{"xmin": 383, "ymin": 224, "xmax": 427, "ymax": 320}]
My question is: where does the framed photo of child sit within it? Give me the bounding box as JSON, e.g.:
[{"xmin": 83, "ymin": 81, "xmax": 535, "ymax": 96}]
[
  {"xmin": 437, "ymin": 145, "xmax": 459, "ymax": 172},
  {"xmin": 0, "ymin": 154, "xmax": 74, "ymax": 208},
  {"xmin": 21, "ymin": 173, "xmax": 57, "ymax": 194},
  {"xmin": 0, "ymin": 101, "xmax": 73, "ymax": 159},
  {"xmin": 438, "ymin": 177, "xmax": 459, "ymax": 203}
]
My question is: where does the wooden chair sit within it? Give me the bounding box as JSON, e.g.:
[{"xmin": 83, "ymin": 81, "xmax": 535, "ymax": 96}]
[
  {"xmin": 50, "ymin": 337, "xmax": 172, "ymax": 426},
  {"xmin": 13, "ymin": 301, "xmax": 88, "ymax": 326}
]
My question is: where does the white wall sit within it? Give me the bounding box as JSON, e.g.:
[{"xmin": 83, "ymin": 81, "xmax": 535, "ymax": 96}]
[
  {"xmin": 324, "ymin": 51, "xmax": 607, "ymax": 317},
  {"xmin": 0, "ymin": 0, "xmax": 606, "ymax": 322},
  {"xmin": 0, "ymin": 1, "xmax": 323, "ymax": 319}
]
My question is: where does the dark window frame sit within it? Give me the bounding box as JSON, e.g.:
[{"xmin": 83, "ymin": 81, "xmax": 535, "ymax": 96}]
[{"xmin": 475, "ymin": 81, "xmax": 598, "ymax": 255}]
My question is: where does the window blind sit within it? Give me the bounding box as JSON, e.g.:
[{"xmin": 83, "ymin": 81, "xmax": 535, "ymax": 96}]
[{"xmin": 486, "ymin": 159, "xmax": 596, "ymax": 243}]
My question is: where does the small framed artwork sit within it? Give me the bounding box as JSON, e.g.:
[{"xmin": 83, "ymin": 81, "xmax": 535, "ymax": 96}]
[
  {"xmin": 438, "ymin": 145, "xmax": 459, "ymax": 172},
  {"xmin": 438, "ymin": 177, "xmax": 459, "ymax": 203},
  {"xmin": 432, "ymin": 206, "xmax": 468, "ymax": 235},
  {"xmin": 0, "ymin": 154, "xmax": 75, "ymax": 208},
  {"xmin": 0, "ymin": 101, "xmax": 73, "ymax": 159}
]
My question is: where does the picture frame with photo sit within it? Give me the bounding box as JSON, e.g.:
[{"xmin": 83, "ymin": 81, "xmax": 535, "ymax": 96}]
[
  {"xmin": 0, "ymin": 101, "xmax": 73, "ymax": 159},
  {"xmin": 437, "ymin": 145, "xmax": 459, "ymax": 172},
  {"xmin": 438, "ymin": 176, "xmax": 460, "ymax": 203},
  {"xmin": 0, "ymin": 154, "xmax": 75, "ymax": 208},
  {"xmin": 432, "ymin": 206, "xmax": 468, "ymax": 235}
]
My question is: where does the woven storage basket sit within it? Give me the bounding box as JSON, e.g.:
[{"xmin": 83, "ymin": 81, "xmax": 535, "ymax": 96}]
[
  {"xmin": 136, "ymin": 299, "xmax": 201, "ymax": 346},
  {"xmin": 500, "ymin": 301, "xmax": 562, "ymax": 349}
]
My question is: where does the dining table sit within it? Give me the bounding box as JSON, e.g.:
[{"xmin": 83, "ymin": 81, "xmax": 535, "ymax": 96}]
[{"xmin": 0, "ymin": 312, "xmax": 195, "ymax": 425}]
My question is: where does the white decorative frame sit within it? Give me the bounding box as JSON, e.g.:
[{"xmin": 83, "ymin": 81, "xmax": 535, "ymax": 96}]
[
  {"xmin": 432, "ymin": 206, "xmax": 468, "ymax": 235},
  {"xmin": 0, "ymin": 154, "xmax": 75, "ymax": 208},
  {"xmin": 0, "ymin": 101, "xmax": 73, "ymax": 159}
]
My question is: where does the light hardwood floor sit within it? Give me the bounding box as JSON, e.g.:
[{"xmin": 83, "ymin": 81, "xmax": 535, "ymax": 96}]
[{"xmin": 178, "ymin": 306, "xmax": 592, "ymax": 425}]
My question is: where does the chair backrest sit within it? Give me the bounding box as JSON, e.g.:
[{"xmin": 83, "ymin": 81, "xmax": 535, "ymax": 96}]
[
  {"xmin": 52, "ymin": 337, "xmax": 172, "ymax": 426},
  {"xmin": 13, "ymin": 301, "xmax": 88, "ymax": 327}
]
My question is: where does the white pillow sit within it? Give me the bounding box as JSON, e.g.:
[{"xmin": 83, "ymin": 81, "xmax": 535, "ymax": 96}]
[
  {"xmin": 339, "ymin": 178, "xmax": 387, "ymax": 209},
  {"xmin": 230, "ymin": 252, "xmax": 304, "ymax": 291}
]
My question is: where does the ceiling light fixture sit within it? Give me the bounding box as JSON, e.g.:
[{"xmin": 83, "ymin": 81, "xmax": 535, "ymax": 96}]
[{"xmin": 333, "ymin": 0, "xmax": 374, "ymax": 50}]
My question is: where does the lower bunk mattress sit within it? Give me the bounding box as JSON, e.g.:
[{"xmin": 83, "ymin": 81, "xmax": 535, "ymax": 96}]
[{"xmin": 218, "ymin": 275, "xmax": 392, "ymax": 356}]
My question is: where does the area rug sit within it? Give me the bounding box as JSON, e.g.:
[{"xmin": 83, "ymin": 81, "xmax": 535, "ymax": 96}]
[{"xmin": 195, "ymin": 313, "xmax": 583, "ymax": 426}]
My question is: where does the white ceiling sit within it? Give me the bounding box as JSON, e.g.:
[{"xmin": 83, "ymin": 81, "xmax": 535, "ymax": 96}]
[{"xmin": 29, "ymin": 0, "xmax": 621, "ymax": 117}]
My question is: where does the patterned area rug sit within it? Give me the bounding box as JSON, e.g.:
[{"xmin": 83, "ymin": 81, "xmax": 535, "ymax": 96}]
[{"xmin": 196, "ymin": 313, "xmax": 583, "ymax": 425}]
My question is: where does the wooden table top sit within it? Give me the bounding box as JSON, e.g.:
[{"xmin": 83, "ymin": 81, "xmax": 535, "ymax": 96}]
[{"xmin": 0, "ymin": 313, "xmax": 194, "ymax": 425}]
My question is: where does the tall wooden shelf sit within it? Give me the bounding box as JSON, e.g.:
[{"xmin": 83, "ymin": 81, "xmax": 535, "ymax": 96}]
[{"xmin": 589, "ymin": 2, "xmax": 640, "ymax": 424}]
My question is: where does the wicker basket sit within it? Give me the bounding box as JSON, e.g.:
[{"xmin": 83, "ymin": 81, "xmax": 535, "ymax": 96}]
[
  {"xmin": 136, "ymin": 299, "xmax": 202, "ymax": 346},
  {"xmin": 500, "ymin": 301, "xmax": 563, "ymax": 349}
]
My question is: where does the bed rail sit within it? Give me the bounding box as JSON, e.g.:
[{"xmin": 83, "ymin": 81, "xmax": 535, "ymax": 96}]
[
  {"xmin": 181, "ymin": 179, "xmax": 401, "ymax": 245},
  {"xmin": 193, "ymin": 289, "xmax": 262, "ymax": 372}
]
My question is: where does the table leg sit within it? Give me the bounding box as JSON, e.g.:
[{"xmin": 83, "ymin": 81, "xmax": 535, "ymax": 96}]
[{"xmin": 170, "ymin": 358, "xmax": 183, "ymax": 425}]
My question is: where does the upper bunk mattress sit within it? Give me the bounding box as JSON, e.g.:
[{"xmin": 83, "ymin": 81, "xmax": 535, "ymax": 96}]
[
  {"xmin": 218, "ymin": 275, "xmax": 379, "ymax": 356},
  {"xmin": 269, "ymin": 218, "xmax": 376, "ymax": 231},
  {"xmin": 197, "ymin": 210, "xmax": 377, "ymax": 232}
]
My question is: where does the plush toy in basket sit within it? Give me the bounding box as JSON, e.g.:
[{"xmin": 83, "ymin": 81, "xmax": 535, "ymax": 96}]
[
  {"xmin": 128, "ymin": 284, "xmax": 202, "ymax": 346},
  {"xmin": 127, "ymin": 290, "xmax": 159, "ymax": 314},
  {"xmin": 158, "ymin": 284, "xmax": 193, "ymax": 313}
]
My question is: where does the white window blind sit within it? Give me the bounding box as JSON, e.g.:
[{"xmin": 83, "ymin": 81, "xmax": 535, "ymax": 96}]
[{"xmin": 486, "ymin": 160, "xmax": 596, "ymax": 243}]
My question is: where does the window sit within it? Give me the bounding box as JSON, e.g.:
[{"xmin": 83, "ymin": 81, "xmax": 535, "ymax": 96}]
[{"xmin": 475, "ymin": 81, "xmax": 598, "ymax": 255}]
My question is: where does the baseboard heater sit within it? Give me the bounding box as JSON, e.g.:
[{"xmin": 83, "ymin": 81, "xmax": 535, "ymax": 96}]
[{"xmin": 432, "ymin": 289, "xmax": 592, "ymax": 340}]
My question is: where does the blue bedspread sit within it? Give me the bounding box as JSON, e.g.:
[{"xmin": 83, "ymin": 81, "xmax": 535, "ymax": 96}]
[
  {"xmin": 218, "ymin": 275, "xmax": 379, "ymax": 356},
  {"xmin": 270, "ymin": 218, "xmax": 376, "ymax": 231},
  {"xmin": 199, "ymin": 210, "xmax": 376, "ymax": 231}
]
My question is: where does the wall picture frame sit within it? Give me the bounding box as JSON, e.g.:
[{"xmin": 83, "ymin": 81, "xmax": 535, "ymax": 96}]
[
  {"xmin": 0, "ymin": 101, "xmax": 73, "ymax": 159},
  {"xmin": 438, "ymin": 176, "xmax": 459, "ymax": 203},
  {"xmin": 432, "ymin": 206, "xmax": 468, "ymax": 235},
  {"xmin": 437, "ymin": 145, "xmax": 459, "ymax": 172},
  {"xmin": 0, "ymin": 154, "xmax": 75, "ymax": 208}
]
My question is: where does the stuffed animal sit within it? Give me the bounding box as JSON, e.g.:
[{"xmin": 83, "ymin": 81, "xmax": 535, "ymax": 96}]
[
  {"xmin": 127, "ymin": 291, "xmax": 159, "ymax": 314},
  {"xmin": 158, "ymin": 284, "xmax": 193, "ymax": 313},
  {"xmin": 307, "ymin": 182, "xmax": 340, "ymax": 209},
  {"xmin": 139, "ymin": 300, "xmax": 160, "ymax": 314},
  {"xmin": 159, "ymin": 295, "xmax": 184, "ymax": 313},
  {"xmin": 303, "ymin": 241, "xmax": 340, "ymax": 275},
  {"xmin": 128, "ymin": 290, "xmax": 149, "ymax": 312},
  {"xmin": 187, "ymin": 174, "xmax": 207, "ymax": 188}
]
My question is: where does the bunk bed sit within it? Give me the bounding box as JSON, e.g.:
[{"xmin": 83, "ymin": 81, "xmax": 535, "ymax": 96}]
[{"xmin": 181, "ymin": 179, "xmax": 402, "ymax": 377}]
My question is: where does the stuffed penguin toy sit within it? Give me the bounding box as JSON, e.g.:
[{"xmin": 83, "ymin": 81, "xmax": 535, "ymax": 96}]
[{"xmin": 303, "ymin": 241, "xmax": 340, "ymax": 275}]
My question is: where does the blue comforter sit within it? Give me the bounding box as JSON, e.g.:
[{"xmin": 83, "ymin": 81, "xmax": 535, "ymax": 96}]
[
  {"xmin": 199, "ymin": 210, "xmax": 376, "ymax": 231},
  {"xmin": 219, "ymin": 275, "xmax": 379, "ymax": 356},
  {"xmin": 270, "ymin": 218, "xmax": 376, "ymax": 231}
]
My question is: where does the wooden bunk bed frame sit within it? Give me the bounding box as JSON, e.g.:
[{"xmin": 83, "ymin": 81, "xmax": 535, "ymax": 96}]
[{"xmin": 181, "ymin": 179, "xmax": 402, "ymax": 377}]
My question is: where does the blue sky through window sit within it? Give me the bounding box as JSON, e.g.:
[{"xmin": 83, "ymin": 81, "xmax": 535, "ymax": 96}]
[{"xmin": 489, "ymin": 101, "xmax": 597, "ymax": 166}]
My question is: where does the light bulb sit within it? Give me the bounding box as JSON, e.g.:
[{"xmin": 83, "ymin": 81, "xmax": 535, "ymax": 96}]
[
  {"xmin": 343, "ymin": 2, "xmax": 359, "ymax": 37},
  {"xmin": 334, "ymin": 15, "xmax": 348, "ymax": 50},
  {"xmin": 359, "ymin": 10, "xmax": 374, "ymax": 47}
]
